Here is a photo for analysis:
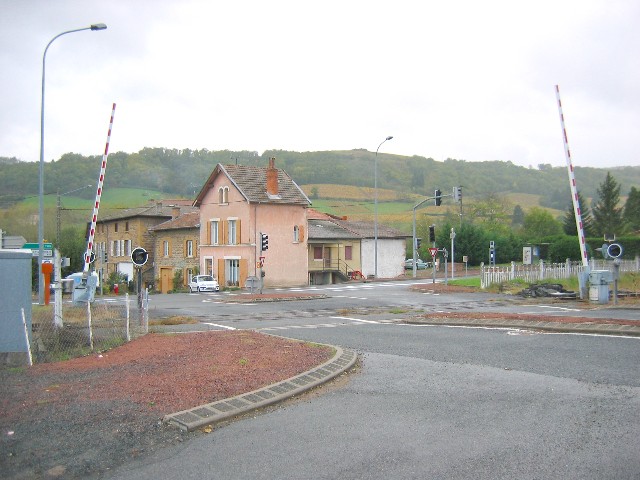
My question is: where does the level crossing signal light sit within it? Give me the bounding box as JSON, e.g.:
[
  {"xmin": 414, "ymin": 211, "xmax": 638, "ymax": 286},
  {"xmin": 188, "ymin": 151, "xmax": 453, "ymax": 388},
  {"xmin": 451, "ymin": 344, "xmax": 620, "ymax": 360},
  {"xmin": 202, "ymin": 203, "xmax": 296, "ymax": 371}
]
[
  {"xmin": 429, "ymin": 225, "xmax": 436, "ymax": 243},
  {"xmin": 131, "ymin": 247, "xmax": 148, "ymax": 267},
  {"xmin": 602, "ymin": 243, "xmax": 623, "ymax": 259},
  {"xmin": 453, "ymin": 186, "xmax": 462, "ymax": 202},
  {"xmin": 434, "ymin": 189, "xmax": 442, "ymax": 206},
  {"xmin": 261, "ymin": 233, "xmax": 269, "ymax": 251}
]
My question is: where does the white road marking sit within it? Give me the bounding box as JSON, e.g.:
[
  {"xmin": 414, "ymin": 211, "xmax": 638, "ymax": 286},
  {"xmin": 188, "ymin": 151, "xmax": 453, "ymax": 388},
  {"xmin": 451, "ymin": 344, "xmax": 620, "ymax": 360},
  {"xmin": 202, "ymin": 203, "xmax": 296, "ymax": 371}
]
[{"xmin": 201, "ymin": 322, "xmax": 236, "ymax": 330}]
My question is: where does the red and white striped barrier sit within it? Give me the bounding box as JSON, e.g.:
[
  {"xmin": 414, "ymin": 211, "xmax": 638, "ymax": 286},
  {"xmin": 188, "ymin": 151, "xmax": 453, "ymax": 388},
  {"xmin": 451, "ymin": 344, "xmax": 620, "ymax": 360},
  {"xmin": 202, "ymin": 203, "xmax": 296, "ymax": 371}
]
[
  {"xmin": 83, "ymin": 103, "xmax": 116, "ymax": 272},
  {"xmin": 555, "ymin": 86, "xmax": 588, "ymax": 266}
]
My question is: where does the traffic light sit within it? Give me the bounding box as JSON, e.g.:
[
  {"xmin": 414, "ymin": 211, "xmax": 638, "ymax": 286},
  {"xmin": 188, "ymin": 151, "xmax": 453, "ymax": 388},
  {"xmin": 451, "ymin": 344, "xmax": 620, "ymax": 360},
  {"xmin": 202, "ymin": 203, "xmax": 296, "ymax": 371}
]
[
  {"xmin": 415, "ymin": 237, "xmax": 422, "ymax": 250},
  {"xmin": 131, "ymin": 247, "xmax": 148, "ymax": 267},
  {"xmin": 453, "ymin": 186, "xmax": 462, "ymax": 202},
  {"xmin": 606, "ymin": 243, "xmax": 623, "ymax": 259},
  {"xmin": 434, "ymin": 189, "xmax": 442, "ymax": 206},
  {"xmin": 103, "ymin": 252, "xmax": 108, "ymax": 263},
  {"xmin": 429, "ymin": 225, "xmax": 435, "ymax": 243},
  {"xmin": 261, "ymin": 233, "xmax": 269, "ymax": 251}
]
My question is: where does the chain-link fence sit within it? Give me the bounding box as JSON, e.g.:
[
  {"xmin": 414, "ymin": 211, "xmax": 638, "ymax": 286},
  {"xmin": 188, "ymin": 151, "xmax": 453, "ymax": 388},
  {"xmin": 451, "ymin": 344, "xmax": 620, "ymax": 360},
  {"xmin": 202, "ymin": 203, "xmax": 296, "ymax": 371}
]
[{"xmin": 29, "ymin": 292, "xmax": 149, "ymax": 364}]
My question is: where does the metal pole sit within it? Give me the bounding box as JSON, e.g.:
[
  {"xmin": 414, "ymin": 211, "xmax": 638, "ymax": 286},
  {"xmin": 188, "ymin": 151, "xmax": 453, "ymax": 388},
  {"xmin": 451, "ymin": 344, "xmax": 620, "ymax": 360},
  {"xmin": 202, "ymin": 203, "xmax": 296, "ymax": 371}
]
[
  {"xmin": 374, "ymin": 136, "xmax": 392, "ymax": 278},
  {"xmin": 38, "ymin": 24, "xmax": 107, "ymax": 304},
  {"xmin": 450, "ymin": 227, "xmax": 455, "ymax": 280},
  {"xmin": 412, "ymin": 207, "xmax": 417, "ymax": 278}
]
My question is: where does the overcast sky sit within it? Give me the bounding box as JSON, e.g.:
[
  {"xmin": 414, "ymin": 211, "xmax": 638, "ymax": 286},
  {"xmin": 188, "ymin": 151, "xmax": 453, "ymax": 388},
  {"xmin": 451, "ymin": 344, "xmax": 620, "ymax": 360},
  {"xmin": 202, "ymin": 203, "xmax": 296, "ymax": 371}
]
[{"xmin": 1, "ymin": 0, "xmax": 638, "ymax": 169}]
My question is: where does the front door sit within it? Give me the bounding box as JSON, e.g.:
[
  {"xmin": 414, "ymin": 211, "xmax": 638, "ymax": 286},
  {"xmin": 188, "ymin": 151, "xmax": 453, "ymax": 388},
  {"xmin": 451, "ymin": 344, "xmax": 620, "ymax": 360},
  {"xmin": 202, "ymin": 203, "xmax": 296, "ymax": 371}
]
[{"xmin": 160, "ymin": 267, "xmax": 172, "ymax": 294}]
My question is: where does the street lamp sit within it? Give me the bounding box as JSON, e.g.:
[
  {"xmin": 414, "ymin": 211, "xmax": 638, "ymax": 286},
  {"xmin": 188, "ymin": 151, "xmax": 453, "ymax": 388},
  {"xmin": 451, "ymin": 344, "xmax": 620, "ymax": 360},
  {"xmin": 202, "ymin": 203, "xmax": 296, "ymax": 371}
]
[
  {"xmin": 38, "ymin": 23, "xmax": 107, "ymax": 304},
  {"xmin": 374, "ymin": 135, "xmax": 393, "ymax": 278},
  {"xmin": 56, "ymin": 184, "xmax": 93, "ymax": 246}
]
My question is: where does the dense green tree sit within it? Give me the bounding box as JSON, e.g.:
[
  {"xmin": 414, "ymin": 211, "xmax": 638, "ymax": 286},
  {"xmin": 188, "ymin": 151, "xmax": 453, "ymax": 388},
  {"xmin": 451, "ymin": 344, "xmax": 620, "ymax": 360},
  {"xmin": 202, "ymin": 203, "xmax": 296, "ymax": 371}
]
[
  {"xmin": 623, "ymin": 186, "xmax": 640, "ymax": 231},
  {"xmin": 468, "ymin": 193, "xmax": 512, "ymax": 235},
  {"xmin": 512, "ymin": 205, "xmax": 525, "ymax": 227},
  {"xmin": 591, "ymin": 172, "xmax": 625, "ymax": 237},
  {"xmin": 522, "ymin": 207, "xmax": 562, "ymax": 242},
  {"xmin": 562, "ymin": 191, "xmax": 594, "ymax": 237}
]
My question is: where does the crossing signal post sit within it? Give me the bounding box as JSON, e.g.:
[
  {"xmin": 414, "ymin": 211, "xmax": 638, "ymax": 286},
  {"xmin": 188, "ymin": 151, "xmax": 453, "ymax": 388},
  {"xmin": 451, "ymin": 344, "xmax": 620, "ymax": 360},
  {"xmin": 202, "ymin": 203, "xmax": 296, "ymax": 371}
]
[
  {"xmin": 453, "ymin": 186, "xmax": 462, "ymax": 202},
  {"xmin": 434, "ymin": 189, "xmax": 442, "ymax": 206},
  {"xmin": 429, "ymin": 225, "xmax": 436, "ymax": 243}
]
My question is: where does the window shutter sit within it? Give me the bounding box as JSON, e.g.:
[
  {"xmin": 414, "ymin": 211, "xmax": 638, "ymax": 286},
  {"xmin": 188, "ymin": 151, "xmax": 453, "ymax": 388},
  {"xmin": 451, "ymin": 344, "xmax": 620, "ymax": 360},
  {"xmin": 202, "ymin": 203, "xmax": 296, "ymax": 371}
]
[
  {"xmin": 217, "ymin": 258, "xmax": 225, "ymax": 285},
  {"xmin": 237, "ymin": 219, "xmax": 241, "ymax": 245},
  {"xmin": 207, "ymin": 221, "xmax": 211, "ymax": 244},
  {"xmin": 239, "ymin": 259, "xmax": 248, "ymax": 287},
  {"xmin": 299, "ymin": 225, "xmax": 305, "ymax": 242}
]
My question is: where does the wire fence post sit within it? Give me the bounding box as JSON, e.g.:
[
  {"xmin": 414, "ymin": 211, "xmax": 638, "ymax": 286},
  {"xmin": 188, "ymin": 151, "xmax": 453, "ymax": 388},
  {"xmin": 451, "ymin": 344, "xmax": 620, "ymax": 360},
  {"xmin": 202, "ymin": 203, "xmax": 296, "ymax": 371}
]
[
  {"xmin": 21, "ymin": 308, "xmax": 33, "ymax": 367},
  {"xmin": 87, "ymin": 301, "xmax": 94, "ymax": 351},
  {"xmin": 125, "ymin": 292, "xmax": 130, "ymax": 342}
]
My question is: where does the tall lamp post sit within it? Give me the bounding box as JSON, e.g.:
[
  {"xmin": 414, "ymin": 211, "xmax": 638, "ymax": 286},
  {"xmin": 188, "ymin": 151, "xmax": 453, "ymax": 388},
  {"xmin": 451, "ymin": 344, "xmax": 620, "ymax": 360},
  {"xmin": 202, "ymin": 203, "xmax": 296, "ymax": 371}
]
[
  {"xmin": 374, "ymin": 135, "xmax": 393, "ymax": 278},
  {"xmin": 38, "ymin": 23, "xmax": 107, "ymax": 304}
]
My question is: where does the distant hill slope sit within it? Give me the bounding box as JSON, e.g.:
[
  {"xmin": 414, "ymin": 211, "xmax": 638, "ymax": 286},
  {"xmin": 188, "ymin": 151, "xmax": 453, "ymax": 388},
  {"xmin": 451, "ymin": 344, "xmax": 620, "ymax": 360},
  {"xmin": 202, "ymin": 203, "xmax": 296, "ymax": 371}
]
[{"xmin": 1, "ymin": 148, "xmax": 638, "ymax": 212}]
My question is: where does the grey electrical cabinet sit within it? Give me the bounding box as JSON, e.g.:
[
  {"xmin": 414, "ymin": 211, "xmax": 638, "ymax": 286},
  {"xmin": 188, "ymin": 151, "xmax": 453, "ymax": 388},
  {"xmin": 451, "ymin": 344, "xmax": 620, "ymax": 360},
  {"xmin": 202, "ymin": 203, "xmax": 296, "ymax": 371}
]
[{"xmin": 0, "ymin": 249, "xmax": 33, "ymax": 366}]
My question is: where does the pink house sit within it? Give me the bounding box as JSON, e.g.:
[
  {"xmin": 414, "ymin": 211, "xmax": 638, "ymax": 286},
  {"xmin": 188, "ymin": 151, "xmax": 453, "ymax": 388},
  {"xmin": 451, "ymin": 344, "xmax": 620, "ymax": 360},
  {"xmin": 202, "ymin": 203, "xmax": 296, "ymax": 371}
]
[{"xmin": 193, "ymin": 158, "xmax": 311, "ymax": 288}]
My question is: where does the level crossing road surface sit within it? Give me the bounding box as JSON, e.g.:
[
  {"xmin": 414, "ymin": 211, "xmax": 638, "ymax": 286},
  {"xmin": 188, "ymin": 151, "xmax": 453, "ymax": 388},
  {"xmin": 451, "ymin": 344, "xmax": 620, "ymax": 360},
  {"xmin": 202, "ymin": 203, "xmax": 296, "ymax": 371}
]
[{"xmin": 104, "ymin": 282, "xmax": 640, "ymax": 480}]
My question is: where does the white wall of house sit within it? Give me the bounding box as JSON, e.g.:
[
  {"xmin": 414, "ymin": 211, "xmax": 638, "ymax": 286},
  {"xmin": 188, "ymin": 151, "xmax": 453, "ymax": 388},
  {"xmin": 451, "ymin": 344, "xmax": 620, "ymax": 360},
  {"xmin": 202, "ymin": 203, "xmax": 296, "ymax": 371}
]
[{"xmin": 361, "ymin": 238, "xmax": 406, "ymax": 278}]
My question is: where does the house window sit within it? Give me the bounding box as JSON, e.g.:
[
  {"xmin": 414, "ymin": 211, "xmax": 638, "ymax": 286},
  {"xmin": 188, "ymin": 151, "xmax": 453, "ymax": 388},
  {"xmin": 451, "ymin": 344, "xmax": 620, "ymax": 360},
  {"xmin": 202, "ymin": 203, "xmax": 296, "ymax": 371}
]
[
  {"xmin": 313, "ymin": 246, "xmax": 323, "ymax": 260},
  {"xmin": 185, "ymin": 268, "xmax": 194, "ymax": 285},
  {"xmin": 125, "ymin": 240, "xmax": 132, "ymax": 256},
  {"xmin": 110, "ymin": 241, "xmax": 115, "ymax": 257},
  {"xmin": 293, "ymin": 225, "xmax": 300, "ymax": 243},
  {"xmin": 345, "ymin": 245, "xmax": 353, "ymax": 261},
  {"xmin": 114, "ymin": 223, "xmax": 118, "ymax": 233},
  {"xmin": 218, "ymin": 186, "xmax": 229, "ymax": 204},
  {"xmin": 210, "ymin": 220, "xmax": 219, "ymax": 245},
  {"xmin": 204, "ymin": 257, "xmax": 214, "ymax": 277},
  {"xmin": 226, "ymin": 259, "xmax": 239, "ymax": 286},
  {"xmin": 186, "ymin": 240, "xmax": 194, "ymax": 257},
  {"xmin": 125, "ymin": 221, "xmax": 129, "ymax": 232},
  {"xmin": 163, "ymin": 240, "xmax": 170, "ymax": 257},
  {"xmin": 113, "ymin": 240, "xmax": 120, "ymax": 257},
  {"xmin": 228, "ymin": 219, "xmax": 237, "ymax": 245}
]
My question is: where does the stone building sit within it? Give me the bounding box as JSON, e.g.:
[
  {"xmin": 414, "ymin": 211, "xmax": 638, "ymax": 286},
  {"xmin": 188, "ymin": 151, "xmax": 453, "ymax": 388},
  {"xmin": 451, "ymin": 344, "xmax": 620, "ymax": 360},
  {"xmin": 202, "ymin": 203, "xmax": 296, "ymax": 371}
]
[
  {"xmin": 148, "ymin": 211, "xmax": 200, "ymax": 293},
  {"xmin": 94, "ymin": 200, "xmax": 196, "ymax": 287}
]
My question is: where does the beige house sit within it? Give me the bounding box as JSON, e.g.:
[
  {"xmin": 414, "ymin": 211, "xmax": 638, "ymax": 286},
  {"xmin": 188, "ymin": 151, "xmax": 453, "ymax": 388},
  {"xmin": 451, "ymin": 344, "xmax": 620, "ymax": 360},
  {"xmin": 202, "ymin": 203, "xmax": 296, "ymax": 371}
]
[
  {"xmin": 148, "ymin": 211, "xmax": 200, "ymax": 293},
  {"xmin": 94, "ymin": 200, "xmax": 196, "ymax": 287},
  {"xmin": 307, "ymin": 209, "xmax": 409, "ymax": 284},
  {"xmin": 194, "ymin": 158, "xmax": 311, "ymax": 288}
]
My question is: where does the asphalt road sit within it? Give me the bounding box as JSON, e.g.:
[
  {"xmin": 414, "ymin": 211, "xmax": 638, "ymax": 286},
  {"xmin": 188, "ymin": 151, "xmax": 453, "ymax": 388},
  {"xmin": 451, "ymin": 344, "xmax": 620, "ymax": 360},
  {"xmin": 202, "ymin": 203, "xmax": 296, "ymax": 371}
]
[{"xmin": 104, "ymin": 283, "xmax": 640, "ymax": 480}]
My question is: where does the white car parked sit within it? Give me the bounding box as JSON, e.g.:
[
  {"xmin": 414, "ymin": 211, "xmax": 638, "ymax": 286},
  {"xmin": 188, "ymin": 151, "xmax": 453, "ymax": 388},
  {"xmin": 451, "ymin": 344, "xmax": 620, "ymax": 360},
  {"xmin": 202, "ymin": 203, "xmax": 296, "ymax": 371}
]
[{"xmin": 188, "ymin": 275, "xmax": 220, "ymax": 293}]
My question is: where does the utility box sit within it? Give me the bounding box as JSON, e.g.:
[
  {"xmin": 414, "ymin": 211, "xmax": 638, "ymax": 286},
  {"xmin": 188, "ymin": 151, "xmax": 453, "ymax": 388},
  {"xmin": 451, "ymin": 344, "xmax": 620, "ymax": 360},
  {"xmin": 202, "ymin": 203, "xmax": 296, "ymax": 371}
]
[
  {"xmin": 588, "ymin": 270, "xmax": 611, "ymax": 304},
  {"xmin": 0, "ymin": 249, "xmax": 33, "ymax": 366}
]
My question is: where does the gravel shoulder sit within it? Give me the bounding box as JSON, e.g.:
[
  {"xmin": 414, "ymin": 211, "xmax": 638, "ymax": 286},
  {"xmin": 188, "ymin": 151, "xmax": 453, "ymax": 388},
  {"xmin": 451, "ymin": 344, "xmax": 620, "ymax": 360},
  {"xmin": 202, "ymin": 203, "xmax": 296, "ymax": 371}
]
[{"xmin": 0, "ymin": 331, "xmax": 333, "ymax": 480}]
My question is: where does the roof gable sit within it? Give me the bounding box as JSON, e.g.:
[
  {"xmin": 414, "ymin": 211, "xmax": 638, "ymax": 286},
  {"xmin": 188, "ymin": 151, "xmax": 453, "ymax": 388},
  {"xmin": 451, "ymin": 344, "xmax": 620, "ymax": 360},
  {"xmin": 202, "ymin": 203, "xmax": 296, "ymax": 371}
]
[{"xmin": 194, "ymin": 162, "xmax": 311, "ymax": 207}]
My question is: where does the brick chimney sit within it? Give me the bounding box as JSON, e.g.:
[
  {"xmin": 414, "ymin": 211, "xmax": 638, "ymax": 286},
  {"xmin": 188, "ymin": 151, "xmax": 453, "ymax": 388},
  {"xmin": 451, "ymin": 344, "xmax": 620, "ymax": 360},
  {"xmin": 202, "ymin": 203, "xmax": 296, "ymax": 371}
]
[
  {"xmin": 172, "ymin": 206, "xmax": 180, "ymax": 219},
  {"xmin": 266, "ymin": 157, "xmax": 278, "ymax": 196}
]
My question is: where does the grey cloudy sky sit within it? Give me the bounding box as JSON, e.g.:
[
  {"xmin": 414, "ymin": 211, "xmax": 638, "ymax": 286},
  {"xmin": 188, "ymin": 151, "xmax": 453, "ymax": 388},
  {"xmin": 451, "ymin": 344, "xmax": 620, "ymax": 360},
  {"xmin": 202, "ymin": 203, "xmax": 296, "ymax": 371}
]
[{"xmin": 1, "ymin": 0, "xmax": 638, "ymax": 169}]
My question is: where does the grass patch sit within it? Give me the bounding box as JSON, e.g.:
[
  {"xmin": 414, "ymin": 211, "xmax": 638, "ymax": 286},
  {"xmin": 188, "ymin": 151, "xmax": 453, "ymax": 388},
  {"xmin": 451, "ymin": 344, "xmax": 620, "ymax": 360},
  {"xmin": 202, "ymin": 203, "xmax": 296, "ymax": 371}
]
[
  {"xmin": 448, "ymin": 278, "xmax": 481, "ymax": 288},
  {"xmin": 388, "ymin": 308, "xmax": 408, "ymax": 314},
  {"xmin": 149, "ymin": 316, "xmax": 199, "ymax": 326}
]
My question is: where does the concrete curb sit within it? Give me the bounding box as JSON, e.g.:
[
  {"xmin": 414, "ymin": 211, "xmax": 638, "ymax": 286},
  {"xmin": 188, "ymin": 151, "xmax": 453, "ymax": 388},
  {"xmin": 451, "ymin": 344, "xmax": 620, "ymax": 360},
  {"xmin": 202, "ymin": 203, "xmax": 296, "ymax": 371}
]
[
  {"xmin": 405, "ymin": 318, "xmax": 640, "ymax": 337},
  {"xmin": 163, "ymin": 345, "xmax": 357, "ymax": 432}
]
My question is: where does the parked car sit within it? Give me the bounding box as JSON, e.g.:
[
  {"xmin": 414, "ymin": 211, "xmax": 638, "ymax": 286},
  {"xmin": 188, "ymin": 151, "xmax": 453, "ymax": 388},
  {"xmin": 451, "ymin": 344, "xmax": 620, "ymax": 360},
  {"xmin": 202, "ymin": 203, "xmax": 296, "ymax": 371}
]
[
  {"xmin": 189, "ymin": 275, "xmax": 220, "ymax": 293},
  {"xmin": 404, "ymin": 258, "xmax": 430, "ymax": 270}
]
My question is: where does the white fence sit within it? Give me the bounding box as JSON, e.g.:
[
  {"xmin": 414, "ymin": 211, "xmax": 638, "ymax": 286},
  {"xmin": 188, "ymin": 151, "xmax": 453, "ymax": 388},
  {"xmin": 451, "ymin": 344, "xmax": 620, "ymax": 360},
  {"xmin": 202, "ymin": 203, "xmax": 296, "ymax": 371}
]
[{"xmin": 481, "ymin": 257, "xmax": 640, "ymax": 289}]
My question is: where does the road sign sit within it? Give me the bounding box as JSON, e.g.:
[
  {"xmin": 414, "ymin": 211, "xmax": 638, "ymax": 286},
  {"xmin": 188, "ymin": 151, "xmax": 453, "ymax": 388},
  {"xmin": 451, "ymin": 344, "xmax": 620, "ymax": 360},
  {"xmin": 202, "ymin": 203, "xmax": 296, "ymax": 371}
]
[
  {"xmin": 429, "ymin": 247, "xmax": 438, "ymax": 258},
  {"xmin": 23, "ymin": 242, "xmax": 53, "ymax": 257},
  {"xmin": 23, "ymin": 242, "xmax": 53, "ymax": 249}
]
